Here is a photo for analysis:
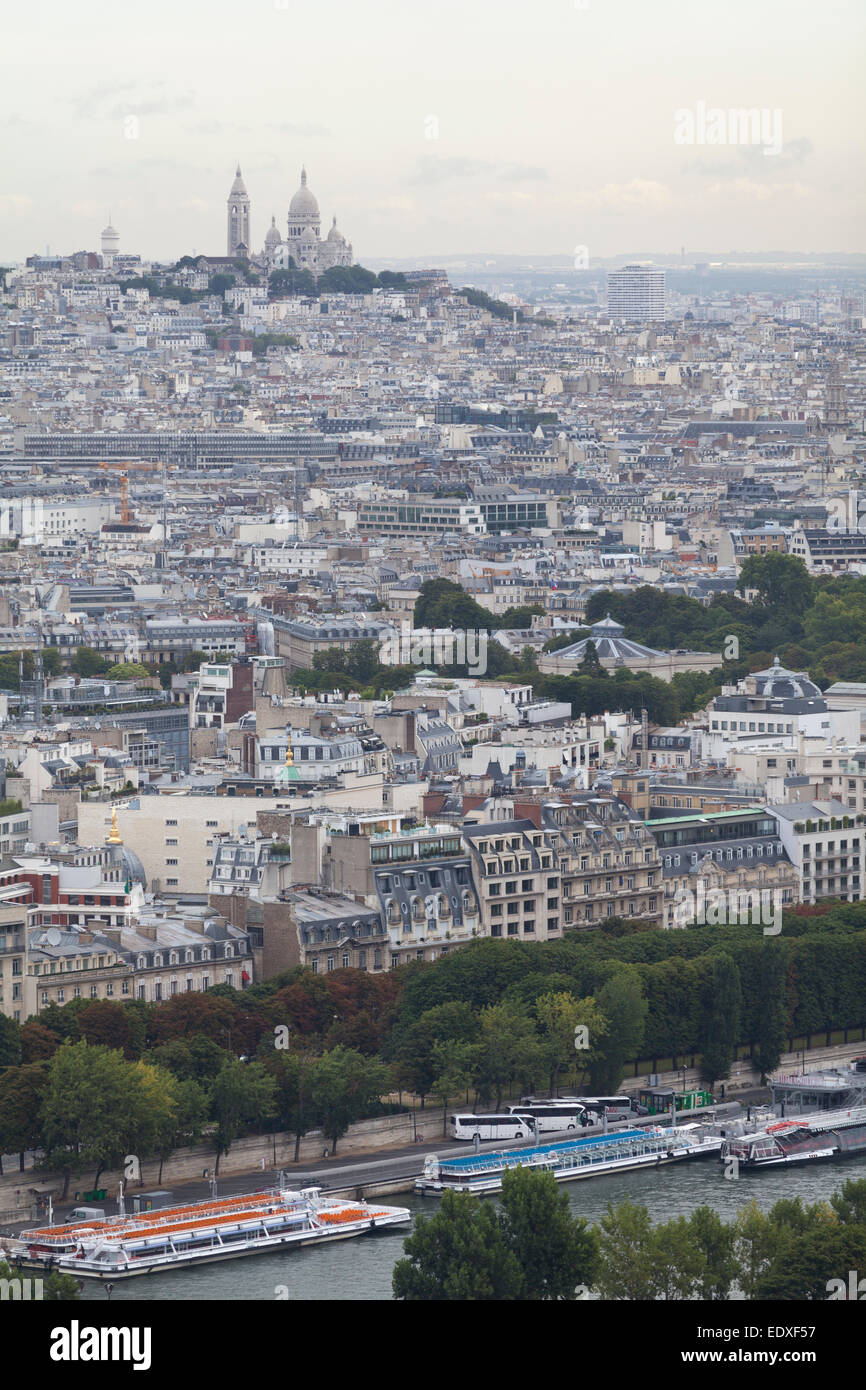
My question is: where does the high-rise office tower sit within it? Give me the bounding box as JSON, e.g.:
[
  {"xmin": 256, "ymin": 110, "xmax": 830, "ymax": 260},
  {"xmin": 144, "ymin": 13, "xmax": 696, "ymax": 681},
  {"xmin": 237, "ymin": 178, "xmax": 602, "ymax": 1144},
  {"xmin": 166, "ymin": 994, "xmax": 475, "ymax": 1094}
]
[{"xmin": 606, "ymin": 264, "xmax": 666, "ymax": 321}]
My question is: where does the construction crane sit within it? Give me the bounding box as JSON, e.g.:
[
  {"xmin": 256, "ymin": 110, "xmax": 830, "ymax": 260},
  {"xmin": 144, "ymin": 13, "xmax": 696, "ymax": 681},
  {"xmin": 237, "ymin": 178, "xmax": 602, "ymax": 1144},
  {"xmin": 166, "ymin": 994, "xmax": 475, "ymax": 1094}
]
[{"xmin": 97, "ymin": 459, "xmax": 154, "ymax": 524}]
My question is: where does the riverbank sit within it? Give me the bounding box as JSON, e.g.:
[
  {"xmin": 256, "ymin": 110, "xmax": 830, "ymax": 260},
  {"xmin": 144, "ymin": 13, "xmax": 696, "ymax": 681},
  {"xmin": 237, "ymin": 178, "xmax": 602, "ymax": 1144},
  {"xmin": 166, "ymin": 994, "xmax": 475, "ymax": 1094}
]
[{"xmin": 2, "ymin": 1035, "xmax": 863, "ymax": 1226}]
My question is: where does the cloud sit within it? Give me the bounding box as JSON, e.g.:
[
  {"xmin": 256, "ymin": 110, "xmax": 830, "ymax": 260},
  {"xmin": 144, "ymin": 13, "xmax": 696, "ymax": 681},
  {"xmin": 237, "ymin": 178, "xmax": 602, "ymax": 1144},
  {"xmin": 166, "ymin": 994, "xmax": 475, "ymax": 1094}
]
[
  {"xmin": 683, "ymin": 137, "xmax": 814, "ymax": 179},
  {"xmin": 411, "ymin": 155, "xmax": 548, "ymax": 185},
  {"xmin": 267, "ymin": 122, "xmax": 331, "ymax": 137},
  {"xmin": 0, "ymin": 194, "xmax": 34, "ymax": 216},
  {"xmin": 72, "ymin": 81, "xmax": 195, "ymax": 122},
  {"xmin": 573, "ymin": 180, "xmax": 672, "ymax": 211},
  {"xmin": 704, "ymin": 179, "xmax": 812, "ymax": 202}
]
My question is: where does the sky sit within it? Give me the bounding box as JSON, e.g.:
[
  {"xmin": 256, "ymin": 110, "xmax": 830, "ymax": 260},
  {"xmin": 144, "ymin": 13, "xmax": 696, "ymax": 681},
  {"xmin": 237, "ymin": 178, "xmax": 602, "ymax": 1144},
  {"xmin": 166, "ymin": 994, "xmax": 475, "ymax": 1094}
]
[{"xmin": 1, "ymin": 0, "xmax": 864, "ymax": 264}]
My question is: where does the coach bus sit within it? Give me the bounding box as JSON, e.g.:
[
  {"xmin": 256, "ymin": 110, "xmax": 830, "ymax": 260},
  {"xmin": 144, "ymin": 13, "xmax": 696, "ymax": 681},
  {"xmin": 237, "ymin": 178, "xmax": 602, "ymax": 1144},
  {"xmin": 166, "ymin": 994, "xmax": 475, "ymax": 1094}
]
[
  {"xmin": 507, "ymin": 1103, "xmax": 588, "ymax": 1134},
  {"xmin": 449, "ymin": 1114, "xmax": 533, "ymax": 1142}
]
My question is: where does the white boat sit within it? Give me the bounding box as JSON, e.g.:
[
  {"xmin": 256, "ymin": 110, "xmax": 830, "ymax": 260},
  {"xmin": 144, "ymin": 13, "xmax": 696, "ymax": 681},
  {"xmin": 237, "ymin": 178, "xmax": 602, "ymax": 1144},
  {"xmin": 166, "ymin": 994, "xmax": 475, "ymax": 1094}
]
[
  {"xmin": 417, "ymin": 1125, "xmax": 724, "ymax": 1195},
  {"xmin": 6, "ymin": 1185, "xmax": 411, "ymax": 1281},
  {"xmin": 720, "ymin": 1105, "xmax": 866, "ymax": 1169}
]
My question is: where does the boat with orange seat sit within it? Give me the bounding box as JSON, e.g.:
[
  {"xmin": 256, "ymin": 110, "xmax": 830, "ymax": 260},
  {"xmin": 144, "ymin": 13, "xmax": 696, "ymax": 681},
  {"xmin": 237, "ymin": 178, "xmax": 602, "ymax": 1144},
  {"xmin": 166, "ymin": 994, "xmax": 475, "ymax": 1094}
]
[{"xmin": 5, "ymin": 1184, "xmax": 410, "ymax": 1281}]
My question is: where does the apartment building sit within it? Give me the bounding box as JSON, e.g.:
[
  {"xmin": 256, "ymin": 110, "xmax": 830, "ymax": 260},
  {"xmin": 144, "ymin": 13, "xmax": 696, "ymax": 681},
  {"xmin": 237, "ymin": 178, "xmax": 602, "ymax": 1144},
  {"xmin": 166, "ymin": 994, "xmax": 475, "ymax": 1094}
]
[
  {"xmin": 546, "ymin": 795, "xmax": 662, "ymax": 930},
  {"xmin": 25, "ymin": 905, "xmax": 253, "ymax": 1014},
  {"xmin": 356, "ymin": 499, "xmax": 485, "ymax": 537},
  {"xmin": 144, "ymin": 617, "xmax": 247, "ymax": 664},
  {"xmin": 647, "ymin": 807, "xmax": 798, "ymax": 928},
  {"xmin": 77, "ymin": 796, "xmax": 261, "ymax": 895},
  {"xmin": 462, "ymin": 817, "xmax": 562, "ymax": 942},
  {"xmin": 262, "ymin": 614, "xmax": 389, "ymax": 672},
  {"xmin": 291, "ymin": 811, "xmax": 481, "ymax": 967},
  {"xmin": 771, "ymin": 800, "xmax": 865, "ymax": 905}
]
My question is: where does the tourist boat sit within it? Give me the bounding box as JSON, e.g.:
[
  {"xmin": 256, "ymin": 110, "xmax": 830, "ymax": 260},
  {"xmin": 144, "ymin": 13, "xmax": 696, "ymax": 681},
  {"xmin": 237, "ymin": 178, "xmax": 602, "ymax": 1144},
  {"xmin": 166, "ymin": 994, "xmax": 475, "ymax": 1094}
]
[
  {"xmin": 4, "ymin": 1185, "xmax": 411, "ymax": 1281},
  {"xmin": 417, "ymin": 1124, "xmax": 725, "ymax": 1195},
  {"xmin": 720, "ymin": 1105, "xmax": 866, "ymax": 1169}
]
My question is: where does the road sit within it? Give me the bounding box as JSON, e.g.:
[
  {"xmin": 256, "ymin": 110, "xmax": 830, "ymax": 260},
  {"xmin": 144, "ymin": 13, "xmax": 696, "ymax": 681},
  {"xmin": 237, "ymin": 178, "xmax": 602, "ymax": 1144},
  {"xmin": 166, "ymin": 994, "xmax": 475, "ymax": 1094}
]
[{"xmin": 3, "ymin": 1097, "xmax": 764, "ymax": 1232}]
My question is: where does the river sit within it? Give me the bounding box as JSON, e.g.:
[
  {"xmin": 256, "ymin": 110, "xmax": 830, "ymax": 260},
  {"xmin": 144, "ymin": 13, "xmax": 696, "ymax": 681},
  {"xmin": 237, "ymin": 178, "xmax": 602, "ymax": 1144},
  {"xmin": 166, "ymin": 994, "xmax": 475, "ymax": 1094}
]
[{"xmin": 77, "ymin": 1153, "xmax": 866, "ymax": 1302}]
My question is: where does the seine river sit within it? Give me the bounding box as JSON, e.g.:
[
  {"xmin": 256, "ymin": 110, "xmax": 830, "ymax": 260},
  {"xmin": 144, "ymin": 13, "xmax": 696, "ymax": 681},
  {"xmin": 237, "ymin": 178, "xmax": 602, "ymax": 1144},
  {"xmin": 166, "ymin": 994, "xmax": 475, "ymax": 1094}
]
[{"xmin": 78, "ymin": 1154, "xmax": 866, "ymax": 1302}]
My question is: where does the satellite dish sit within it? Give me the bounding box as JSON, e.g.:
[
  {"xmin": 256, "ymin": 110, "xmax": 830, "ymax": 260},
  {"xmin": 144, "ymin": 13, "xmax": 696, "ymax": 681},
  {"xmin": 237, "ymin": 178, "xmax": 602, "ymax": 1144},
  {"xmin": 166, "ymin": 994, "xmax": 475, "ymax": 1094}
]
[{"xmin": 46, "ymin": 928, "xmax": 62, "ymax": 946}]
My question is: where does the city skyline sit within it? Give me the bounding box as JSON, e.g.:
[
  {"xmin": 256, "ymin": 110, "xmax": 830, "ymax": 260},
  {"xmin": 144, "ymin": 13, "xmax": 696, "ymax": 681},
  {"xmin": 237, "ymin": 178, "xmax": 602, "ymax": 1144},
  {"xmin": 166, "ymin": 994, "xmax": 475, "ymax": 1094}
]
[{"xmin": 1, "ymin": 0, "xmax": 864, "ymax": 264}]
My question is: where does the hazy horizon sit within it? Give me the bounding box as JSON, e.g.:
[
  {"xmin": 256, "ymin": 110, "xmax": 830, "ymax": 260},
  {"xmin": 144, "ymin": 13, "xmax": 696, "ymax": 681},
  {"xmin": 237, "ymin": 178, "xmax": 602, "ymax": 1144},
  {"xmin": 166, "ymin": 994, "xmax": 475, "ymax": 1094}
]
[{"xmin": 2, "ymin": 0, "xmax": 864, "ymax": 264}]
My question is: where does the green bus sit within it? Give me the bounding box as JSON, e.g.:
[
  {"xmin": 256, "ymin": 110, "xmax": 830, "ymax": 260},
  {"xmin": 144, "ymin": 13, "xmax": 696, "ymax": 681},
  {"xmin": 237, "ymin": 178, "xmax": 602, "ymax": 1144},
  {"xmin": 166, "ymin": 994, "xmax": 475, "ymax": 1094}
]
[{"xmin": 638, "ymin": 1087, "xmax": 714, "ymax": 1116}]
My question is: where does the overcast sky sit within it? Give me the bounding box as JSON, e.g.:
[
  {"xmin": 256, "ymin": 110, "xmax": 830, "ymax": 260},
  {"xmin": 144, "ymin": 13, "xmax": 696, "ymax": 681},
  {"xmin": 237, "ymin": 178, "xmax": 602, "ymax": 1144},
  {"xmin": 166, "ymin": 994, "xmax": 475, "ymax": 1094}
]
[{"xmin": 1, "ymin": 0, "xmax": 863, "ymax": 263}]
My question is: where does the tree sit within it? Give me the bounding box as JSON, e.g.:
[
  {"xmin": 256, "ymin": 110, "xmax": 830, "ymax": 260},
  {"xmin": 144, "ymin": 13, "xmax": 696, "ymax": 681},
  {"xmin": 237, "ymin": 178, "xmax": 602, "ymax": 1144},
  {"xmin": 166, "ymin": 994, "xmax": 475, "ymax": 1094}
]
[
  {"xmin": 151, "ymin": 1035, "xmax": 227, "ymax": 1082},
  {"xmin": 474, "ymin": 1002, "xmax": 536, "ymax": 1110},
  {"xmin": 210, "ymin": 1060, "xmax": 276, "ymax": 1173},
  {"xmin": 39, "ymin": 1041, "xmax": 153, "ymax": 1195},
  {"xmin": 268, "ymin": 1049, "xmax": 322, "ymax": 1161},
  {"xmin": 497, "ymin": 604, "xmax": 544, "ymax": 630},
  {"xmin": 756, "ymin": 1224, "xmax": 866, "ymax": 1300},
  {"xmin": 596, "ymin": 1199, "xmax": 734, "ymax": 1301},
  {"xmin": 72, "ymin": 647, "xmax": 110, "ymax": 677},
  {"xmin": 155, "ymin": 1077, "xmax": 209, "ymax": 1184},
  {"xmin": 648, "ymin": 1213, "xmax": 706, "ymax": 1300},
  {"xmin": 594, "ymin": 1198, "xmax": 658, "ymax": 1299},
  {"xmin": 830, "ymin": 1176, "xmax": 866, "ymax": 1227},
  {"xmin": 77, "ymin": 1000, "xmax": 145, "ymax": 1059},
  {"xmin": 579, "ymin": 639, "xmax": 605, "ymax": 677},
  {"xmin": 413, "ymin": 578, "xmax": 496, "ymax": 633},
  {"xmin": 699, "ymin": 954, "xmax": 742, "ymax": 1087},
  {"xmin": 430, "ymin": 1039, "xmax": 477, "ymax": 1133},
  {"xmin": 311, "ymin": 1046, "xmax": 389, "ymax": 1154},
  {"xmin": 123, "ymin": 1061, "xmax": 178, "ymax": 1177},
  {"xmin": 40, "ymin": 1042, "xmax": 125, "ymax": 1195},
  {"xmin": 268, "ymin": 267, "xmax": 318, "ymax": 298},
  {"xmin": 20, "ymin": 1020, "xmax": 58, "ymax": 1062},
  {"xmin": 752, "ymin": 940, "xmax": 788, "ymax": 1080},
  {"xmin": 739, "ymin": 552, "xmax": 812, "ymax": 615},
  {"xmin": 688, "ymin": 1205, "xmax": 739, "ymax": 1301},
  {"xmin": 0, "ymin": 1012, "xmax": 21, "ymax": 1067},
  {"xmin": 0, "ymin": 1062, "xmax": 48, "ymax": 1173},
  {"xmin": 588, "ymin": 970, "xmax": 647, "ymax": 1093},
  {"xmin": 498, "ymin": 1166, "xmax": 597, "ymax": 1300},
  {"xmin": 318, "ymin": 263, "xmax": 379, "ymax": 295},
  {"xmin": 105, "ymin": 662, "xmax": 150, "ymax": 680},
  {"xmin": 393, "ymin": 1189, "xmax": 524, "ymax": 1300},
  {"xmin": 534, "ymin": 991, "xmax": 605, "ymax": 1096},
  {"xmin": 0, "ymin": 1258, "xmax": 80, "ymax": 1302}
]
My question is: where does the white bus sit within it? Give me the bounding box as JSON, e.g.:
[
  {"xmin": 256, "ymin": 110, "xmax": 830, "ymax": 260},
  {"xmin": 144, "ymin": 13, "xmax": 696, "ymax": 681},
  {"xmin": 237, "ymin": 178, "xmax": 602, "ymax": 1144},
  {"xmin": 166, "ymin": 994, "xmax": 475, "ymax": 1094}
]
[
  {"xmin": 507, "ymin": 1103, "xmax": 588, "ymax": 1134},
  {"xmin": 563, "ymin": 1095, "xmax": 641, "ymax": 1121},
  {"xmin": 449, "ymin": 1114, "xmax": 532, "ymax": 1143}
]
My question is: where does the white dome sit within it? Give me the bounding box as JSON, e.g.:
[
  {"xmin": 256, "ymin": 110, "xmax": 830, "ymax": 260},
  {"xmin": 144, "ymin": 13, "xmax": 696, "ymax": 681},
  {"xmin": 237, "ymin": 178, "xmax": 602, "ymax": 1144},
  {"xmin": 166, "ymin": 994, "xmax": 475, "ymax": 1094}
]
[
  {"xmin": 264, "ymin": 216, "xmax": 282, "ymax": 248},
  {"xmin": 326, "ymin": 216, "xmax": 345, "ymax": 244},
  {"xmin": 289, "ymin": 168, "xmax": 319, "ymax": 222}
]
